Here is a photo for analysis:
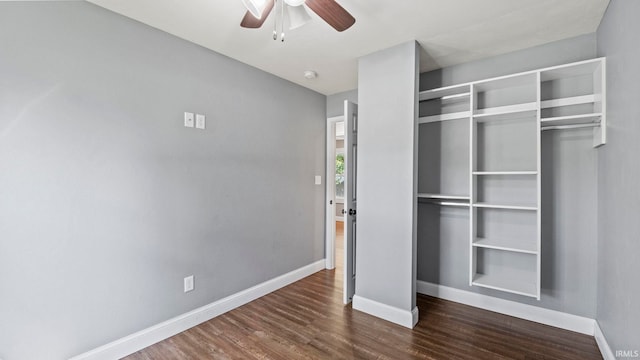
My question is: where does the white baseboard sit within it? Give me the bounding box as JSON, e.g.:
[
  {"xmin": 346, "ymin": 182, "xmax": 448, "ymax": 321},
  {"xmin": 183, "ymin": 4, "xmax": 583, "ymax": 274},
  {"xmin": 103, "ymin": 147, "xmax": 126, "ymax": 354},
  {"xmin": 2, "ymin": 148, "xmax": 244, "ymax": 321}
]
[
  {"xmin": 416, "ymin": 280, "xmax": 595, "ymax": 335},
  {"xmin": 69, "ymin": 260, "xmax": 326, "ymax": 360},
  {"xmin": 594, "ymin": 321, "xmax": 616, "ymax": 360},
  {"xmin": 325, "ymin": 259, "xmax": 335, "ymax": 270},
  {"xmin": 352, "ymin": 295, "xmax": 418, "ymax": 329}
]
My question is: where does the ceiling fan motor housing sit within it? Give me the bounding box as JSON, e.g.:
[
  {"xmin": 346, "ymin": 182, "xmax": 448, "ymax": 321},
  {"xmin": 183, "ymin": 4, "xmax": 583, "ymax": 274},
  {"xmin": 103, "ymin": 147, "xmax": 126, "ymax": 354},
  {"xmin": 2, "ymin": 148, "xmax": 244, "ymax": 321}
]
[{"xmin": 284, "ymin": 0, "xmax": 306, "ymax": 6}]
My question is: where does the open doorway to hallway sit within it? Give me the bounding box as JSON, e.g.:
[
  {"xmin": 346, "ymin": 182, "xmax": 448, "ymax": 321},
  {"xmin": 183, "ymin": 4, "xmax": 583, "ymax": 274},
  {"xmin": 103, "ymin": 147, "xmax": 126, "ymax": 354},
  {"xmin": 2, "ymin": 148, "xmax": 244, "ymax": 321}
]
[{"xmin": 325, "ymin": 116, "xmax": 344, "ymax": 288}]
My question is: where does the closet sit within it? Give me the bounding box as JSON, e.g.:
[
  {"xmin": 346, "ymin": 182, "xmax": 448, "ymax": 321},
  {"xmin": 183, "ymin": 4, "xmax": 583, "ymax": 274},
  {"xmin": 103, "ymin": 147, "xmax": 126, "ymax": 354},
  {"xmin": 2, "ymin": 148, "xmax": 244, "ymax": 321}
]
[{"xmin": 417, "ymin": 58, "xmax": 606, "ymax": 300}]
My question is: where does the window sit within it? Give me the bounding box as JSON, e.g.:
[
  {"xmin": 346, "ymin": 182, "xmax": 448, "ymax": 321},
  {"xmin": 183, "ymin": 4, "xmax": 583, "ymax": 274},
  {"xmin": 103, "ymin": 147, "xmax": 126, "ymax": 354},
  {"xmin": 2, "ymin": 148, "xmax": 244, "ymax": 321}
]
[{"xmin": 335, "ymin": 152, "xmax": 345, "ymax": 198}]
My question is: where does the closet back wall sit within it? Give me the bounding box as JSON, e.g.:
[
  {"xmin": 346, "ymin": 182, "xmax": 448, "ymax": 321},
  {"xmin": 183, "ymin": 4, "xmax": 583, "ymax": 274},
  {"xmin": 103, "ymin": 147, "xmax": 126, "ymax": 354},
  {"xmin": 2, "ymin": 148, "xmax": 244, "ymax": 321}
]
[
  {"xmin": 0, "ymin": 2, "xmax": 326, "ymax": 360},
  {"xmin": 418, "ymin": 34, "xmax": 599, "ymax": 317}
]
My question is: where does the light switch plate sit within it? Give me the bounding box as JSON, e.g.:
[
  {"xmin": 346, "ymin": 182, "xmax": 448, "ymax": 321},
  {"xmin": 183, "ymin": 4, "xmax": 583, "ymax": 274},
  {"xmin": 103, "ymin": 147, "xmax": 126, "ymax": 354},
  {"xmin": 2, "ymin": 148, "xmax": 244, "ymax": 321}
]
[
  {"xmin": 196, "ymin": 114, "xmax": 206, "ymax": 129},
  {"xmin": 184, "ymin": 112, "xmax": 194, "ymax": 128},
  {"xmin": 315, "ymin": 175, "xmax": 322, "ymax": 185},
  {"xmin": 184, "ymin": 275, "xmax": 194, "ymax": 293}
]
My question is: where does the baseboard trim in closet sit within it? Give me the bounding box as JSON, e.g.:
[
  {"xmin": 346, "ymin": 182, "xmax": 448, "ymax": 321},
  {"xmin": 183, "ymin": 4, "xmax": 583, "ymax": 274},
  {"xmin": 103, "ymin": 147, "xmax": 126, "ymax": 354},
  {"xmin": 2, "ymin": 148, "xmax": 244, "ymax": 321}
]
[
  {"xmin": 594, "ymin": 321, "xmax": 616, "ymax": 360},
  {"xmin": 69, "ymin": 259, "xmax": 327, "ymax": 360},
  {"xmin": 352, "ymin": 295, "xmax": 419, "ymax": 329},
  {"xmin": 416, "ymin": 280, "xmax": 595, "ymax": 335}
]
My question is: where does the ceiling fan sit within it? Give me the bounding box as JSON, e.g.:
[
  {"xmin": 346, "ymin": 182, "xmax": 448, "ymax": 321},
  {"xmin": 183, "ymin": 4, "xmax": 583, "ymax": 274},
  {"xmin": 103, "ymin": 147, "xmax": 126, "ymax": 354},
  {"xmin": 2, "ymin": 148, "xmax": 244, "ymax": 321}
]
[{"xmin": 240, "ymin": 0, "xmax": 356, "ymax": 34}]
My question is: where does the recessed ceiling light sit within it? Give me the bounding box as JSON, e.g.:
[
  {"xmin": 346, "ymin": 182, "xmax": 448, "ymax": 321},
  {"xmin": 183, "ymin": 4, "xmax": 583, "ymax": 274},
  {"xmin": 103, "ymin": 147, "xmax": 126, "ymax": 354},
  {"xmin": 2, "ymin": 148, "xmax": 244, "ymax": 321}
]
[{"xmin": 304, "ymin": 70, "xmax": 318, "ymax": 80}]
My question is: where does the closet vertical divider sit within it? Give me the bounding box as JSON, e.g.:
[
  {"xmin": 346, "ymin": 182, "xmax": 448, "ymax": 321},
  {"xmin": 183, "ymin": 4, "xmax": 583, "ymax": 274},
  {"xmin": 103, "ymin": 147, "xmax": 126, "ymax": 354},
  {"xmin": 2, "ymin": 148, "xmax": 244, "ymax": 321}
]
[
  {"xmin": 536, "ymin": 72, "xmax": 542, "ymax": 300},
  {"xmin": 469, "ymin": 84, "xmax": 477, "ymax": 287}
]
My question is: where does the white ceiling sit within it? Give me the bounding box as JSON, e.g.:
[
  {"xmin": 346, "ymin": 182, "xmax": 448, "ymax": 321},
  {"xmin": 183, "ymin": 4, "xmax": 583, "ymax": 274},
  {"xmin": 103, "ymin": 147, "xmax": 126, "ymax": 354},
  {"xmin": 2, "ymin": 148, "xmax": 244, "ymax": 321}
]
[{"xmin": 86, "ymin": 0, "xmax": 610, "ymax": 95}]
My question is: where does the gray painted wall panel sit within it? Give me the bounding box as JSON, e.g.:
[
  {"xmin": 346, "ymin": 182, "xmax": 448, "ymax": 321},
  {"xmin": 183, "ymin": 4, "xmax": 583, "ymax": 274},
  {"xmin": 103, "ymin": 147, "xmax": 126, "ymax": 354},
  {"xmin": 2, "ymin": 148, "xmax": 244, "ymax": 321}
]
[
  {"xmin": 0, "ymin": 3, "xmax": 325, "ymax": 359},
  {"xmin": 418, "ymin": 120, "xmax": 469, "ymax": 196},
  {"xmin": 356, "ymin": 41, "xmax": 418, "ymax": 312},
  {"xmin": 596, "ymin": 0, "xmax": 640, "ymax": 352},
  {"xmin": 418, "ymin": 35, "xmax": 599, "ymax": 317}
]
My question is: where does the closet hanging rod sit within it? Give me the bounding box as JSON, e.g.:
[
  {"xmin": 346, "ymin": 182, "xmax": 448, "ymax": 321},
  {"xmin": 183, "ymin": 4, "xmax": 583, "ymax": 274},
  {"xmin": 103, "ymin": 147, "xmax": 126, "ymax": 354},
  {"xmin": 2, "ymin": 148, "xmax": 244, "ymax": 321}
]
[
  {"xmin": 541, "ymin": 123, "xmax": 600, "ymax": 131},
  {"xmin": 418, "ymin": 200, "xmax": 470, "ymax": 207}
]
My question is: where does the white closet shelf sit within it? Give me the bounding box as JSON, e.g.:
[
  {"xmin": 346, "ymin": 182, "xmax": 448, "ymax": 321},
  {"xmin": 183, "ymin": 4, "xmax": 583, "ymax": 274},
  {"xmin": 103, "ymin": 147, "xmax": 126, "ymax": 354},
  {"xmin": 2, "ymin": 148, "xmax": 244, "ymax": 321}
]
[
  {"xmin": 473, "ymin": 203, "xmax": 537, "ymax": 211},
  {"xmin": 418, "ymin": 193, "xmax": 470, "ymax": 200},
  {"xmin": 441, "ymin": 92, "xmax": 470, "ymax": 101},
  {"xmin": 473, "ymin": 72, "xmax": 537, "ymax": 92},
  {"xmin": 418, "ymin": 194, "xmax": 470, "ymax": 207},
  {"xmin": 419, "ymin": 84, "xmax": 471, "ymax": 101},
  {"xmin": 540, "ymin": 58, "xmax": 604, "ymax": 81},
  {"xmin": 473, "ymin": 171, "xmax": 538, "ymax": 176},
  {"xmin": 420, "ymin": 201, "xmax": 470, "ymax": 208},
  {"xmin": 540, "ymin": 94, "xmax": 596, "ymax": 109},
  {"xmin": 472, "ymin": 274, "xmax": 538, "ymax": 298},
  {"xmin": 541, "ymin": 113, "xmax": 602, "ymax": 126},
  {"xmin": 473, "ymin": 237, "xmax": 538, "ymax": 254},
  {"xmin": 419, "ymin": 111, "xmax": 470, "ymax": 124},
  {"xmin": 473, "ymin": 104, "xmax": 537, "ymax": 122},
  {"xmin": 424, "ymin": 93, "xmax": 470, "ymax": 105}
]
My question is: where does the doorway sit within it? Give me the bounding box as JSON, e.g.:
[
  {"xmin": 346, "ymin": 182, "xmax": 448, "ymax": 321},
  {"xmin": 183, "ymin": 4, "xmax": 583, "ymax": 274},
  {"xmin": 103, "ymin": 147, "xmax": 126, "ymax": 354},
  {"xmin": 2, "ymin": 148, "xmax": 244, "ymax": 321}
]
[
  {"xmin": 325, "ymin": 101, "xmax": 358, "ymax": 304},
  {"xmin": 325, "ymin": 116, "xmax": 344, "ymax": 273}
]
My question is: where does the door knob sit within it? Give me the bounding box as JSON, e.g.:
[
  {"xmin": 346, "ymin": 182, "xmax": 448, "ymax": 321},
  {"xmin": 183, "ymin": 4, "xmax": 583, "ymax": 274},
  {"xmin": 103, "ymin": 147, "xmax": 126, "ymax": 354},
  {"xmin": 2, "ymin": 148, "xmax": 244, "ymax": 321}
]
[{"xmin": 348, "ymin": 209, "xmax": 356, "ymax": 216}]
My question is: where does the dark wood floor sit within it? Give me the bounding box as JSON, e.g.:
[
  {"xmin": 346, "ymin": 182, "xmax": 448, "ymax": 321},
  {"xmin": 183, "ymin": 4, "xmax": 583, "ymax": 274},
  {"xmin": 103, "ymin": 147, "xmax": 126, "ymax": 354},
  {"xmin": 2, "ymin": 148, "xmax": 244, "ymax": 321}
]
[{"xmin": 125, "ymin": 223, "xmax": 602, "ymax": 359}]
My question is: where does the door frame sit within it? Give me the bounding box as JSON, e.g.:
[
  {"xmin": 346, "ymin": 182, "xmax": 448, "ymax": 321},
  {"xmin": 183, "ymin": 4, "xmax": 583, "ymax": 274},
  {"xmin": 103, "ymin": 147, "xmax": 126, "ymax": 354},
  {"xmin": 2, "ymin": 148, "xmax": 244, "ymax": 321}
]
[{"xmin": 325, "ymin": 115, "xmax": 344, "ymax": 270}]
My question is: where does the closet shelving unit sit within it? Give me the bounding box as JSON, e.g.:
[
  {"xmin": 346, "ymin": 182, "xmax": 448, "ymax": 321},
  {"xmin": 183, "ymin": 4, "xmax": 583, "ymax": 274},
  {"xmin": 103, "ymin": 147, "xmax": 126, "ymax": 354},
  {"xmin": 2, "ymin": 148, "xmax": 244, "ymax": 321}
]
[
  {"xmin": 418, "ymin": 83, "xmax": 472, "ymax": 208},
  {"xmin": 469, "ymin": 71, "xmax": 541, "ymax": 299},
  {"xmin": 417, "ymin": 58, "xmax": 606, "ymax": 300},
  {"xmin": 539, "ymin": 60, "xmax": 606, "ymax": 146}
]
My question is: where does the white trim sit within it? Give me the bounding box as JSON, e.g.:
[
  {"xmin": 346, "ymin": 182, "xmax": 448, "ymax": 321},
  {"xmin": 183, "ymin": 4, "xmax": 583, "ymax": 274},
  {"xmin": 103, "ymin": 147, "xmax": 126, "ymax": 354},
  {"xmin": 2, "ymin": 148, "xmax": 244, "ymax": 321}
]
[
  {"xmin": 416, "ymin": 280, "xmax": 595, "ymax": 335},
  {"xmin": 594, "ymin": 321, "xmax": 616, "ymax": 360},
  {"xmin": 325, "ymin": 115, "xmax": 344, "ymax": 270},
  {"xmin": 352, "ymin": 295, "xmax": 419, "ymax": 329},
  {"xmin": 69, "ymin": 260, "xmax": 326, "ymax": 360}
]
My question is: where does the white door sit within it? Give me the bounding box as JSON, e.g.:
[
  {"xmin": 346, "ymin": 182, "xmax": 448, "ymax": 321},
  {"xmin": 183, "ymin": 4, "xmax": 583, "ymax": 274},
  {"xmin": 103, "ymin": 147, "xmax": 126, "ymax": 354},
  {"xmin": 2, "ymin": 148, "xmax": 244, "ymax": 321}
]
[{"xmin": 343, "ymin": 101, "xmax": 358, "ymax": 304}]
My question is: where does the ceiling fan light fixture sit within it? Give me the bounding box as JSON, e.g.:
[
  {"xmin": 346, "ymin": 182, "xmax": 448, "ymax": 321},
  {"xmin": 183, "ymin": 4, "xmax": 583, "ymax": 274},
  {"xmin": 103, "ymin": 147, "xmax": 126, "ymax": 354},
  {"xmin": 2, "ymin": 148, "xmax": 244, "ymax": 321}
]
[
  {"xmin": 287, "ymin": 5, "xmax": 312, "ymax": 30},
  {"xmin": 241, "ymin": 0, "xmax": 268, "ymax": 19},
  {"xmin": 284, "ymin": 0, "xmax": 306, "ymax": 6}
]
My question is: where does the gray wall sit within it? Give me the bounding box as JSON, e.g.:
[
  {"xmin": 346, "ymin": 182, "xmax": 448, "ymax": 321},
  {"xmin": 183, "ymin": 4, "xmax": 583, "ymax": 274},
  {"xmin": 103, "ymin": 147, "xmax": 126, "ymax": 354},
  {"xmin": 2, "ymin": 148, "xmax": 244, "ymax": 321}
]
[
  {"xmin": 0, "ymin": 3, "xmax": 325, "ymax": 360},
  {"xmin": 355, "ymin": 41, "xmax": 418, "ymax": 317},
  {"xmin": 326, "ymin": 89, "xmax": 358, "ymax": 117},
  {"xmin": 596, "ymin": 0, "xmax": 640, "ymax": 352},
  {"xmin": 418, "ymin": 34, "xmax": 600, "ymax": 317}
]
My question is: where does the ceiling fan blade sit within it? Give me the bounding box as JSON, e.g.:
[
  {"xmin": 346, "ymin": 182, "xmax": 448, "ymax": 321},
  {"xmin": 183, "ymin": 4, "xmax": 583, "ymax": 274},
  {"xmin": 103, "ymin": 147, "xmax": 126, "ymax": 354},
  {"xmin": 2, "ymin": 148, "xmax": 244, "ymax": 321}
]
[
  {"xmin": 304, "ymin": 0, "xmax": 355, "ymax": 32},
  {"xmin": 240, "ymin": 0, "xmax": 275, "ymax": 28}
]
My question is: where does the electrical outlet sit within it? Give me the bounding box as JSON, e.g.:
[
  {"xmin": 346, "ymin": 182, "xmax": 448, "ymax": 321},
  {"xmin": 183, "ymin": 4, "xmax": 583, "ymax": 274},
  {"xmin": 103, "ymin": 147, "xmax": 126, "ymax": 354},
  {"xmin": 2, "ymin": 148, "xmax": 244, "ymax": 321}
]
[
  {"xmin": 195, "ymin": 114, "xmax": 206, "ymax": 129},
  {"xmin": 315, "ymin": 175, "xmax": 322, "ymax": 185},
  {"xmin": 184, "ymin": 112, "xmax": 194, "ymax": 128},
  {"xmin": 184, "ymin": 275, "xmax": 194, "ymax": 293}
]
